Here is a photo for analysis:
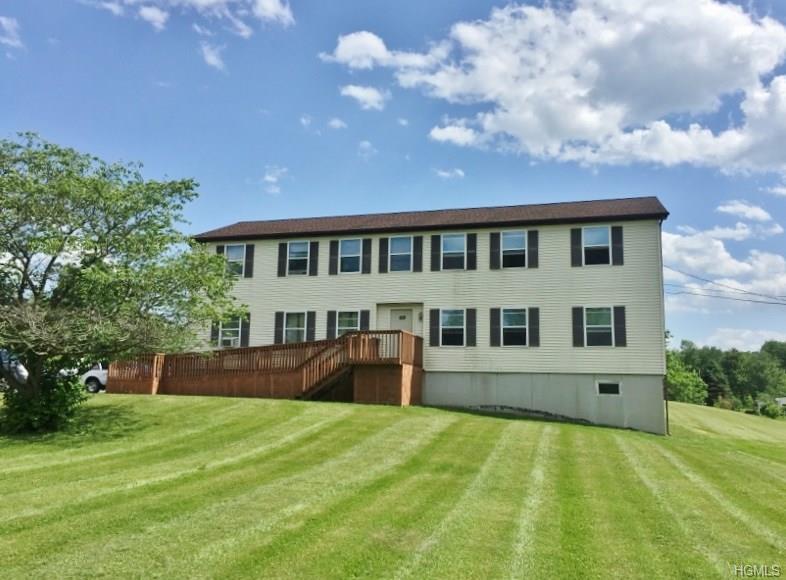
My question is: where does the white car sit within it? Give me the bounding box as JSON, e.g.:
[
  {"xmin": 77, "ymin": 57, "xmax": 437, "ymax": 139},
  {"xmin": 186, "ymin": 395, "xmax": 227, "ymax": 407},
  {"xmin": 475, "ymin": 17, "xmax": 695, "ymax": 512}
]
[{"xmin": 80, "ymin": 363, "xmax": 109, "ymax": 393}]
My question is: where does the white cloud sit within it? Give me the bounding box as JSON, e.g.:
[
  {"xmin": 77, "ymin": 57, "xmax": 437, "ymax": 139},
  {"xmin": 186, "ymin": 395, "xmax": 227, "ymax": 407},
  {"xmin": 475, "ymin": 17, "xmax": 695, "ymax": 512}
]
[
  {"xmin": 138, "ymin": 5, "xmax": 169, "ymax": 31},
  {"xmin": 429, "ymin": 124, "xmax": 478, "ymax": 146},
  {"xmin": 323, "ymin": 1, "xmax": 786, "ymax": 173},
  {"xmin": 357, "ymin": 140, "xmax": 378, "ymax": 161},
  {"xmin": 262, "ymin": 165, "xmax": 288, "ymax": 195},
  {"xmin": 98, "ymin": 2, "xmax": 124, "ymax": 16},
  {"xmin": 703, "ymin": 328, "xmax": 786, "ymax": 351},
  {"xmin": 716, "ymin": 200, "xmax": 772, "ymax": 222},
  {"xmin": 299, "ymin": 114, "xmax": 312, "ymax": 128},
  {"xmin": 340, "ymin": 85, "xmax": 389, "ymax": 111},
  {"xmin": 192, "ymin": 23, "xmax": 213, "ymax": 36},
  {"xmin": 327, "ymin": 117, "xmax": 347, "ymax": 129},
  {"xmin": 252, "ymin": 0, "xmax": 294, "ymax": 27},
  {"xmin": 0, "ymin": 16, "xmax": 22, "ymax": 49},
  {"xmin": 763, "ymin": 184, "xmax": 786, "ymax": 197},
  {"xmin": 435, "ymin": 168, "xmax": 465, "ymax": 179},
  {"xmin": 200, "ymin": 42, "xmax": 225, "ymax": 70},
  {"xmin": 397, "ymin": 118, "xmax": 409, "ymax": 127}
]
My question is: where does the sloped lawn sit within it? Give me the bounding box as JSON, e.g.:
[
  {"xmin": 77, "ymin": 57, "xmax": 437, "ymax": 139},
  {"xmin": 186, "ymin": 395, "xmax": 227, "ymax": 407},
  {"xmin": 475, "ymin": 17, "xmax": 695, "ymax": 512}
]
[{"xmin": 0, "ymin": 396, "xmax": 783, "ymax": 578}]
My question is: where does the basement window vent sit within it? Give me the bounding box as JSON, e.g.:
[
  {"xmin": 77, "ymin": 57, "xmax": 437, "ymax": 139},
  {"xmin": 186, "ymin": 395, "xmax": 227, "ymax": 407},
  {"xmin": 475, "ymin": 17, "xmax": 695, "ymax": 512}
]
[{"xmin": 597, "ymin": 382, "xmax": 621, "ymax": 395}]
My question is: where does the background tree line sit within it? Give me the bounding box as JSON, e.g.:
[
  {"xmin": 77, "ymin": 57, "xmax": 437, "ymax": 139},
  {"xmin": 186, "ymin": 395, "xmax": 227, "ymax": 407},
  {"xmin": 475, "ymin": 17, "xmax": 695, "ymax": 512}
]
[{"xmin": 666, "ymin": 335, "xmax": 786, "ymax": 418}]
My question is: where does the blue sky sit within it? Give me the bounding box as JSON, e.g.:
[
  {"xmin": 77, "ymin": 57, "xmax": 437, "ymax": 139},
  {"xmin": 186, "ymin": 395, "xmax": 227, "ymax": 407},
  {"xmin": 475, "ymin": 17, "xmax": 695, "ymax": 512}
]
[{"xmin": 2, "ymin": 0, "xmax": 786, "ymax": 350}]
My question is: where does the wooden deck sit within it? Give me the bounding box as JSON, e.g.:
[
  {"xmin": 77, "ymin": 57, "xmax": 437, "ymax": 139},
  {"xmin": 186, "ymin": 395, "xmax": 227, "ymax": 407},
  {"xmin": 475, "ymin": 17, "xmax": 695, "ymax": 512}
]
[{"xmin": 107, "ymin": 331, "xmax": 423, "ymax": 406}]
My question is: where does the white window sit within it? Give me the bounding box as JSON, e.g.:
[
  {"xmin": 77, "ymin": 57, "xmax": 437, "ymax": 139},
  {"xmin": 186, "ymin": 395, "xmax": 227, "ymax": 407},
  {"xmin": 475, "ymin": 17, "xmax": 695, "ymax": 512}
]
[
  {"xmin": 284, "ymin": 312, "xmax": 306, "ymax": 344},
  {"xmin": 583, "ymin": 226, "xmax": 611, "ymax": 265},
  {"xmin": 218, "ymin": 318, "xmax": 241, "ymax": 348},
  {"xmin": 337, "ymin": 311, "xmax": 360, "ymax": 336},
  {"xmin": 440, "ymin": 309, "xmax": 465, "ymax": 346},
  {"xmin": 501, "ymin": 231, "xmax": 526, "ymax": 268},
  {"xmin": 287, "ymin": 241, "xmax": 309, "ymax": 275},
  {"xmin": 389, "ymin": 236, "xmax": 412, "ymax": 272},
  {"xmin": 585, "ymin": 307, "xmax": 613, "ymax": 346},
  {"xmin": 225, "ymin": 244, "xmax": 245, "ymax": 276},
  {"xmin": 442, "ymin": 234, "xmax": 466, "ymax": 270},
  {"xmin": 339, "ymin": 239, "xmax": 362, "ymax": 273},
  {"xmin": 502, "ymin": 308, "xmax": 528, "ymax": 346},
  {"xmin": 597, "ymin": 381, "xmax": 621, "ymax": 395}
]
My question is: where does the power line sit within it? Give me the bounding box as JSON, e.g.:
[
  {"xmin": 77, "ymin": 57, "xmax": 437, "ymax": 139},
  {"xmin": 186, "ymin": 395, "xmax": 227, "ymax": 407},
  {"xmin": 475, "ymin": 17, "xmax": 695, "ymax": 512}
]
[
  {"xmin": 664, "ymin": 265, "xmax": 786, "ymax": 301},
  {"xmin": 665, "ymin": 290, "xmax": 786, "ymax": 306}
]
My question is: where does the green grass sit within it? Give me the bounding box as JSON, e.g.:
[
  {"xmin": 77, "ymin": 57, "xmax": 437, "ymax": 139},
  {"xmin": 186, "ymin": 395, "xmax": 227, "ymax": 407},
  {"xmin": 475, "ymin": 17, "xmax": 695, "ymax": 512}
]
[{"xmin": 1, "ymin": 396, "xmax": 784, "ymax": 579}]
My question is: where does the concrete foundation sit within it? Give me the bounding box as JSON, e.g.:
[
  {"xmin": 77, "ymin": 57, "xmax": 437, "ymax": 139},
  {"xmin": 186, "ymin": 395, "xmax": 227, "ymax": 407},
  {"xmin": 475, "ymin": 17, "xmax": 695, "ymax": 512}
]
[{"xmin": 423, "ymin": 372, "xmax": 666, "ymax": 434}]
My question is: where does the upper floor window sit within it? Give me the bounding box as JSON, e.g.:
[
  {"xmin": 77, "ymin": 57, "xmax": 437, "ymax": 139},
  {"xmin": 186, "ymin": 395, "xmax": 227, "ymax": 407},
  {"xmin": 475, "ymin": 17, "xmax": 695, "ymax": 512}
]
[
  {"xmin": 389, "ymin": 236, "xmax": 412, "ymax": 272},
  {"xmin": 442, "ymin": 234, "xmax": 466, "ymax": 270},
  {"xmin": 225, "ymin": 244, "xmax": 245, "ymax": 276},
  {"xmin": 502, "ymin": 231, "xmax": 527, "ymax": 268},
  {"xmin": 583, "ymin": 226, "xmax": 611, "ymax": 265},
  {"xmin": 440, "ymin": 309, "xmax": 465, "ymax": 346},
  {"xmin": 218, "ymin": 318, "xmax": 241, "ymax": 348},
  {"xmin": 287, "ymin": 242, "xmax": 310, "ymax": 275},
  {"xmin": 339, "ymin": 239, "xmax": 362, "ymax": 273},
  {"xmin": 337, "ymin": 311, "xmax": 360, "ymax": 336},
  {"xmin": 502, "ymin": 308, "xmax": 528, "ymax": 346},
  {"xmin": 285, "ymin": 312, "xmax": 306, "ymax": 343},
  {"xmin": 585, "ymin": 307, "xmax": 613, "ymax": 346}
]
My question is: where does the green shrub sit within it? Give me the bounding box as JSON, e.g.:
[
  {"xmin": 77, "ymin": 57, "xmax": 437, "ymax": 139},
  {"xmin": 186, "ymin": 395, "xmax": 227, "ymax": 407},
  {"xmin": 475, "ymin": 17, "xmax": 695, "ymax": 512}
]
[
  {"xmin": 1, "ymin": 374, "xmax": 87, "ymax": 433},
  {"xmin": 759, "ymin": 402, "xmax": 784, "ymax": 419},
  {"xmin": 714, "ymin": 397, "xmax": 734, "ymax": 410}
]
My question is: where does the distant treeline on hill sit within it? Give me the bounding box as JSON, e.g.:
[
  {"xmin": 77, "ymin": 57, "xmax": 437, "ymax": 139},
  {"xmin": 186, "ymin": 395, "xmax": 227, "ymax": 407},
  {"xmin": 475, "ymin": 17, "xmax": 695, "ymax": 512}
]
[{"xmin": 666, "ymin": 338, "xmax": 786, "ymax": 418}]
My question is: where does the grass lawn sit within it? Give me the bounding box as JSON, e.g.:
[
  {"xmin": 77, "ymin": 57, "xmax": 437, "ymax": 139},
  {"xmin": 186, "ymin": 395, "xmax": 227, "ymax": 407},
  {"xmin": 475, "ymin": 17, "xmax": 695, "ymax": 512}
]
[{"xmin": 0, "ymin": 396, "xmax": 784, "ymax": 579}]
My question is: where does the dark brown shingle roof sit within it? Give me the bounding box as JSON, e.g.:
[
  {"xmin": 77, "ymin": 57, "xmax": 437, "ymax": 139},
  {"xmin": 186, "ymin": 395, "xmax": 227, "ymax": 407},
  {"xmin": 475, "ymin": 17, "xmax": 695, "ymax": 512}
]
[{"xmin": 194, "ymin": 196, "xmax": 668, "ymax": 241}]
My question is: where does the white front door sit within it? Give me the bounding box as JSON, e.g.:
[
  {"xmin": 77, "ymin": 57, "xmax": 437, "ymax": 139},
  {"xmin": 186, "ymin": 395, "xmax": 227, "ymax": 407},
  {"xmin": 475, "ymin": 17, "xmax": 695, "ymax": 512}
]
[{"xmin": 390, "ymin": 309, "xmax": 414, "ymax": 332}]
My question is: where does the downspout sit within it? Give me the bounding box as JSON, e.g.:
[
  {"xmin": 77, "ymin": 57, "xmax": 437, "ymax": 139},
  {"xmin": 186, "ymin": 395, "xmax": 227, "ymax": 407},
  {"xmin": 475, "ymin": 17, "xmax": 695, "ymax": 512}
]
[{"xmin": 659, "ymin": 218, "xmax": 670, "ymax": 436}]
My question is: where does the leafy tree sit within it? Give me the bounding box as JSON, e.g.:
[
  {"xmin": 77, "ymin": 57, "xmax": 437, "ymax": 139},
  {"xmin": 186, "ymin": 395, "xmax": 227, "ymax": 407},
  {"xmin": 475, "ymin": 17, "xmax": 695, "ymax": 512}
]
[
  {"xmin": 0, "ymin": 133, "xmax": 242, "ymax": 432},
  {"xmin": 665, "ymin": 351, "xmax": 709, "ymax": 405},
  {"xmin": 761, "ymin": 341, "xmax": 786, "ymax": 372},
  {"xmin": 679, "ymin": 340, "xmax": 729, "ymax": 403}
]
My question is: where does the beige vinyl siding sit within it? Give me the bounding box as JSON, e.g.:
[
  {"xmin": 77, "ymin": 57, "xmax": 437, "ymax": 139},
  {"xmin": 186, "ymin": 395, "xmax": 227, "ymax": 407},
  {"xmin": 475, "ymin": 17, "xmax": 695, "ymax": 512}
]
[{"xmin": 208, "ymin": 219, "xmax": 666, "ymax": 376}]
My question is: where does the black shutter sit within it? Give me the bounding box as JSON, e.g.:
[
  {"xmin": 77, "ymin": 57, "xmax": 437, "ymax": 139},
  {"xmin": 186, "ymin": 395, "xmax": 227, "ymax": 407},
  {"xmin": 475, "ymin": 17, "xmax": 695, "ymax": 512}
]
[
  {"xmin": 528, "ymin": 231, "xmax": 539, "ymax": 268},
  {"xmin": 490, "ymin": 308, "xmax": 501, "ymax": 347},
  {"xmin": 466, "ymin": 233, "xmax": 477, "ymax": 270},
  {"xmin": 379, "ymin": 238, "xmax": 389, "ymax": 274},
  {"xmin": 362, "ymin": 238, "xmax": 372, "ymax": 274},
  {"xmin": 430, "ymin": 235, "xmax": 441, "ymax": 271},
  {"xmin": 529, "ymin": 307, "xmax": 540, "ymax": 347},
  {"xmin": 306, "ymin": 311, "xmax": 316, "ymax": 341},
  {"xmin": 274, "ymin": 311, "xmax": 284, "ymax": 344},
  {"xmin": 244, "ymin": 244, "xmax": 255, "ymax": 278},
  {"xmin": 466, "ymin": 308, "xmax": 476, "ymax": 346},
  {"xmin": 429, "ymin": 309, "xmax": 440, "ymax": 347},
  {"xmin": 614, "ymin": 306, "xmax": 627, "ymax": 347},
  {"xmin": 210, "ymin": 322, "xmax": 219, "ymax": 346},
  {"xmin": 326, "ymin": 311, "xmax": 337, "ymax": 339},
  {"xmin": 413, "ymin": 236, "xmax": 423, "ymax": 272},
  {"xmin": 612, "ymin": 226, "xmax": 624, "ymax": 266},
  {"xmin": 572, "ymin": 307, "xmax": 584, "ymax": 347},
  {"xmin": 571, "ymin": 228, "xmax": 582, "ymax": 267},
  {"xmin": 359, "ymin": 310, "xmax": 370, "ymax": 330},
  {"xmin": 490, "ymin": 233, "xmax": 500, "ymax": 270},
  {"xmin": 216, "ymin": 245, "xmax": 225, "ymax": 255},
  {"xmin": 240, "ymin": 314, "xmax": 250, "ymax": 347},
  {"xmin": 329, "ymin": 241, "xmax": 339, "ymax": 275},
  {"xmin": 277, "ymin": 243, "xmax": 287, "ymax": 277},
  {"xmin": 309, "ymin": 241, "xmax": 319, "ymax": 276}
]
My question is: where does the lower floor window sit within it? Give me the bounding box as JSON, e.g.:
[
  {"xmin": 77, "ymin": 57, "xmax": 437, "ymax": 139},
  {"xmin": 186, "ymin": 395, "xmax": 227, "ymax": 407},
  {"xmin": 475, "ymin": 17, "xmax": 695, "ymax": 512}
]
[
  {"xmin": 585, "ymin": 307, "xmax": 613, "ymax": 346},
  {"xmin": 285, "ymin": 312, "xmax": 306, "ymax": 343},
  {"xmin": 337, "ymin": 311, "xmax": 360, "ymax": 336},
  {"xmin": 502, "ymin": 308, "xmax": 528, "ymax": 346},
  {"xmin": 219, "ymin": 318, "xmax": 241, "ymax": 348},
  {"xmin": 440, "ymin": 309, "xmax": 465, "ymax": 346},
  {"xmin": 597, "ymin": 382, "xmax": 620, "ymax": 395}
]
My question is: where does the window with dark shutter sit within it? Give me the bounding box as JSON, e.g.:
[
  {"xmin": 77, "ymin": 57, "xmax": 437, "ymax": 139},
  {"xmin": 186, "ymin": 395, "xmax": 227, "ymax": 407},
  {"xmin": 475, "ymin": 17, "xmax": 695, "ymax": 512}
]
[
  {"xmin": 326, "ymin": 310, "xmax": 337, "ymax": 339},
  {"xmin": 336, "ymin": 311, "xmax": 359, "ymax": 335},
  {"xmin": 274, "ymin": 312, "xmax": 284, "ymax": 344},
  {"xmin": 501, "ymin": 231, "xmax": 526, "ymax": 268},
  {"xmin": 329, "ymin": 240, "xmax": 339, "ymax": 275},
  {"xmin": 287, "ymin": 241, "xmax": 310, "ymax": 275},
  {"xmin": 529, "ymin": 307, "xmax": 540, "ymax": 347},
  {"xmin": 216, "ymin": 245, "xmax": 225, "ymax": 255},
  {"xmin": 489, "ymin": 233, "xmax": 500, "ymax": 270},
  {"xmin": 284, "ymin": 312, "xmax": 306, "ymax": 343},
  {"xmin": 572, "ymin": 307, "xmax": 584, "ymax": 347},
  {"xmin": 570, "ymin": 229, "xmax": 582, "ymax": 267},
  {"xmin": 210, "ymin": 322, "xmax": 219, "ymax": 346},
  {"xmin": 430, "ymin": 235, "xmax": 441, "ymax": 271},
  {"xmin": 489, "ymin": 308, "xmax": 501, "ymax": 347},
  {"xmin": 362, "ymin": 238, "xmax": 372, "ymax": 274},
  {"xmin": 359, "ymin": 310, "xmax": 370, "ymax": 330},
  {"xmin": 585, "ymin": 307, "xmax": 613, "ymax": 346},
  {"xmin": 528, "ymin": 231, "xmax": 539, "ymax": 268},
  {"xmin": 277, "ymin": 243, "xmax": 287, "ymax": 277},
  {"xmin": 339, "ymin": 239, "xmax": 362, "ymax": 273},
  {"xmin": 389, "ymin": 236, "xmax": 412, "ymax": 272},
  {"xmin": 224, "ymin": 244, "xmax": 245, "ymax": 277},
  {"xmin": 441, "ymin": 234, "xmax": 466, "ymax": 270},
  {"xmin": 613, "ymin": 306, "xmax": 627, "ymax": 347},
  {"xmin": 244, "ymin": 244, "xmax": 255, "ymax": 278},
  {"xmin": 501, "ymin": 308, "xmax": 527, "ymax": 346},
  {"xmin": 413, "ymin": 236, "xmax": 423, "ymax": 272},
  {"xmin": 429, "ymin": 309, "xmax": 440, "ymax": 346},
  {"xmin": 240, "ymin": 315, "xmax": 250, "ymax": 347},
  {"xmin": 306, "ymin": 311, "xmax": 316, "ymax": 341},
  {"xmin": 440, "ymin": 309, "xmax": 465, "ymax": 346},
  {"xmin": 309, "ymin": 241, "xmax": 319, "ymax": 276},
  {"xmin": 466, "ymin": 234, "xmax": 477, "ymax": 270},
  {"xmin": 466, "ymin": 308, "xmax": 476, "ymax": 346},
  {"xmin": 582, "ymin": 226, "xmax": 611, "ymax": 265}
]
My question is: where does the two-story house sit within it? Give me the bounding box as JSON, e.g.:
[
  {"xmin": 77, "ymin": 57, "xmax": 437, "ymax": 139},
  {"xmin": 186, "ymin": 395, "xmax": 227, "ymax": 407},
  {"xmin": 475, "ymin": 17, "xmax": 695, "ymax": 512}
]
[{"xmin": 194, "ymin": 196, "xmax": 669, "ymax": 434}]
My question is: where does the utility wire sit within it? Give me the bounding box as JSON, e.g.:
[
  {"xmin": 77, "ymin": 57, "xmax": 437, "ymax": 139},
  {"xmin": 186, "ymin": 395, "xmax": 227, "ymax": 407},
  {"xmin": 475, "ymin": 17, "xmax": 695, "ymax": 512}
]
[
  {"xmin": 665, "ymin": 290, "xmax": 786, "ymax": 306},
  {"xmin": 664, "ymin": 265, "xmax": 786, "ymax": 301}
]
